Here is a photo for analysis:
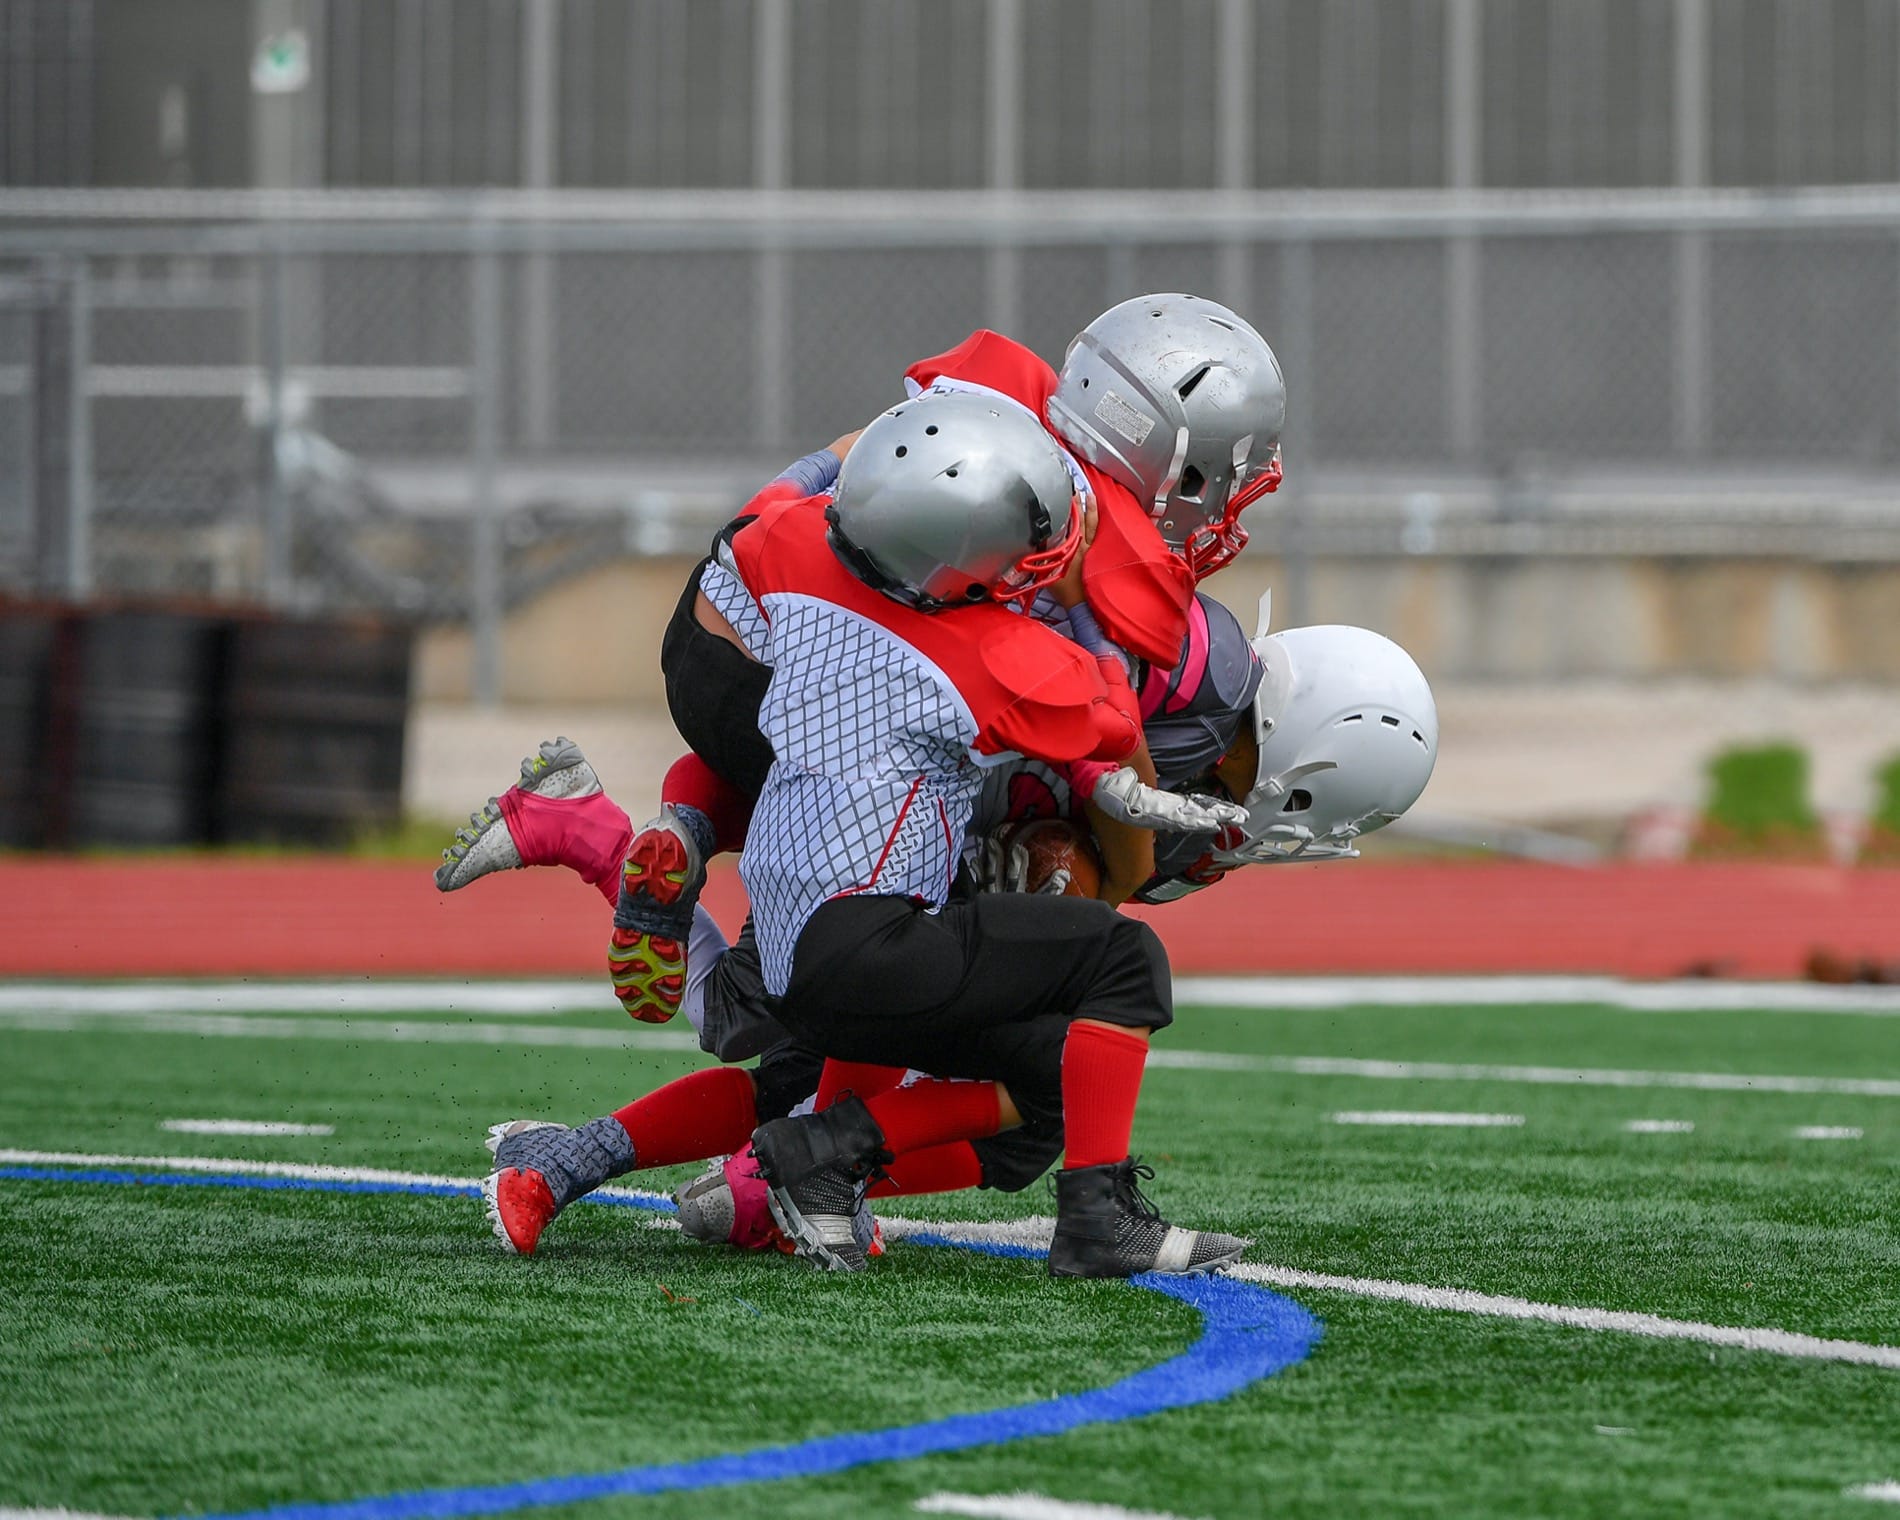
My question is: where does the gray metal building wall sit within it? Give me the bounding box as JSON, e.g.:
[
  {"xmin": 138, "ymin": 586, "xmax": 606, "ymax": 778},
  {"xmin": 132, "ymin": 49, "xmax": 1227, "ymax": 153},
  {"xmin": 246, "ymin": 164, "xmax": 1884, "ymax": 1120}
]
[{"xmin": 10, "ymin": 0, "xmax": 1900, "ymax": 192}]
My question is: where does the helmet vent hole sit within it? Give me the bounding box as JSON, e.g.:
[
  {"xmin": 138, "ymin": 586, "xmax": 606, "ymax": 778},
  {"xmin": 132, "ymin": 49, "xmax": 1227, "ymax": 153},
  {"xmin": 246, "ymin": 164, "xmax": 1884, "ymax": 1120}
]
[
  {"xmin": 1177, "ymin": 364, "xmax": 1211, "ymax": 400},
  {"xmin": 895, "ymin": 445, "xmax": 908, "ymax": 458},
  {"xmin": 1339, "ymin": 713, "xmax": 1364, "ymax": 724},
  {"xmin": 1412, "ymin": 730, "xmax": 1427, "ymax": 745},
  {"xmin": 1381, "ymin": 715, "xmax": 1401, "ymax": 727},
  {"xmin": 945, "ymin": 468, "xmax": 958, "ymax": 478},
  {"xmin": 1081, "ymin": 378, "xmax": 1090, "ymax": 389},
  {"xmin": 1282, "ymin": 789, "xmax": 1313, "ymax": 814},
  {"xmin": 925, "ymin": 425, "xmax": 939, "ymax": 435}
]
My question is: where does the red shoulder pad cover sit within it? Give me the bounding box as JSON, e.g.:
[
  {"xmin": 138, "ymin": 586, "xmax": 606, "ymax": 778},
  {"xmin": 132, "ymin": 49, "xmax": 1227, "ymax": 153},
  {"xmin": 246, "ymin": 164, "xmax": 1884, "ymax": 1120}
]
[
  {"xmin": 1078, "ymin": 467, "xmax": 1195, "ymax": 668},
  {"xmin": 904, "ymin": 329, "xmax": 1058, "ymax": 414},
  {"xmin": 730, "ymin": 495, "xmax": 1137, "ymax": 768},
  {"xmin": 972, "ymin": 617, "xmax": 1139, "ymax": 766}
]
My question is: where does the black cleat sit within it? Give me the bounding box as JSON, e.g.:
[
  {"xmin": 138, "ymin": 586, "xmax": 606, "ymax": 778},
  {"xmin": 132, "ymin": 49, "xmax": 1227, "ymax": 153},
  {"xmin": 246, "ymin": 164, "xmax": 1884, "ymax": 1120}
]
[
  {"xmin": 749, "ymin": 1097, "xmax": 892, "ymax": 1273},
  {"xmin": 1048, "ymin": 1158, "xmax": 1249, "ymax": 1279}
]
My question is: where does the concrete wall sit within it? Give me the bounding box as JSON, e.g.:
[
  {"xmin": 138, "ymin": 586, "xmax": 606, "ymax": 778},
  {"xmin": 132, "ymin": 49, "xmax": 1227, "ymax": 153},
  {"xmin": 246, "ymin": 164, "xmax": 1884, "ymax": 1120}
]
[{"xmin": 414, "ymin": 553, "xmax": 1900, "ymax": 705}]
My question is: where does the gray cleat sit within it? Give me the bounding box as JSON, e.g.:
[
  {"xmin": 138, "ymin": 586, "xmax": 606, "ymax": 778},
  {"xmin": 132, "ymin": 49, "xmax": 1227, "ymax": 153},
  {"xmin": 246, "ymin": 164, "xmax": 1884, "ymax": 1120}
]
[
  {"xmin": 434, "ymin": 736, "xmax": 601, "ymax": 892},
  {"xmin": 1047, "ymin": 1157, "xmax": 1249, "ymax": 1279},
  {"xmin": 675, "ymin": 1158, "xmax": 739, "ymax": 1246}
]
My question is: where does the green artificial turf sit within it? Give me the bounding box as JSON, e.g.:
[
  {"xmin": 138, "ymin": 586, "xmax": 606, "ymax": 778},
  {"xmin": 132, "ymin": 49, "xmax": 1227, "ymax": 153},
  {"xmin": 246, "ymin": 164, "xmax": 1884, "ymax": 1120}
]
[{"xmin": 2, "ymin": 991, "xmax": 1898, "ymax": 1518}]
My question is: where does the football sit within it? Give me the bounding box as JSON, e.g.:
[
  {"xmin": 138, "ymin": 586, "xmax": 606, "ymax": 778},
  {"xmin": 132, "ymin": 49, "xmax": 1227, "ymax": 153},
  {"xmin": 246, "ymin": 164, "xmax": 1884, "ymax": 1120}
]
[{"xmin": 1004, "ymin": 817, "xmax": 1104, "ymax": 899}]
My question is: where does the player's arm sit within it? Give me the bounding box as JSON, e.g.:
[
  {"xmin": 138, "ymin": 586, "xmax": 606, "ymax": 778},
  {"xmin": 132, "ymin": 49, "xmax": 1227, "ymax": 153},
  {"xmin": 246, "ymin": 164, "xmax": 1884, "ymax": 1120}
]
[{"xmin": 1083, "ymin": 797, "xmax": 1154, "ymax": 907}]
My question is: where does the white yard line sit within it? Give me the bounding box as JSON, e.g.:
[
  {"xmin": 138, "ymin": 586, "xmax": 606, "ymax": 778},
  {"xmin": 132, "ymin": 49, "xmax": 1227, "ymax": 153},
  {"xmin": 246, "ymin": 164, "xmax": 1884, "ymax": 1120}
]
[
  {"xmin": 1172, "ymin": 975, "xmax": 1900, "ymax": 1015},
  {"xmin": 0, "ymin": 982, "xmax": 616, "ymax": 1016},
  {"xmin": 1623, "ymin": 1119, "xmax": 1695, "ymax": 1134},
  {"xmin": 1231, "ymin": 1263, "xmax": 1900, "ymax": 1371},
  {"xmin": 9, "ymin": 1155, "xmax": 1900, "ymax": 1375},
  {"xmin": 0, "ymin": 1149, "xmax": 670, "ymax": 1207},
  {"xmin": 1849, "ymin": 1482, "xmax": 1900, "ymax": 1503},
  {"xmin": 5, "ymin": 975, "xmax": 1900, "ymax": 1018},
  {"xmin": 7, "ymin": 1005, "xmax": 1896, "ymax": 1103},
  {"xmin": 0, "ymin": 1509, "xmax": 141, "ymax": 1520},
  {"xmin": 883, "ymin": 1215, "xmax": 1900, "ymax": 1374},
  {"xmin": 0, "ymin": 1008, "xmax": 704, "ymax": 1052},
  {"xmin": 1331, "ymin": 1111, "xmax": 1525, "ymax": 1128},
  {"xmin": 160, "ymin": 1119, "xmax": 335, "ymax": 1137},
  {"xmin": 1793, "ymin": 1126, "xmax": 1864, "ymax": 1141},
  {"xmin": 915, "ymin": 1494, "xmax": 1205, "ymax": 1520},
  {"xmin": 1150, "ymin": 1049, "xmax": 1900, "ymax": 1098}
]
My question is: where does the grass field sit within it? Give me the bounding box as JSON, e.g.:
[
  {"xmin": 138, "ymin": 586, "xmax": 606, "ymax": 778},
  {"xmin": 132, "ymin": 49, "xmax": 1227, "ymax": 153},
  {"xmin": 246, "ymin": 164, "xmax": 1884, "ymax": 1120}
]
[{"xmin": 3, "ymin": 980, "xmax": 1898, "ymax": 1519}]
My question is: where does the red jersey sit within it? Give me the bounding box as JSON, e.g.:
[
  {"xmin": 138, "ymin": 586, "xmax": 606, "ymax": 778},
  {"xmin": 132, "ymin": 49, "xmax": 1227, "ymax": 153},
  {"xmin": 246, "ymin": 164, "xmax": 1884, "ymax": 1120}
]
[
  {"xmin": 905, "ymin": 330, "xmax": 1196, "ymax": 669},
  {"xmin": 722, "ymin": 490, "xmax": 1138, "ymax": 767}
]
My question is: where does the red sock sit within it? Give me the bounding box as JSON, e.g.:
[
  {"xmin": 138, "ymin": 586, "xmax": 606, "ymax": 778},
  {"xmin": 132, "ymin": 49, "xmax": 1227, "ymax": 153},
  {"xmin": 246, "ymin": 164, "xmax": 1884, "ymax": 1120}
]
[
  {"xmin": 1060, "ymin": 1022, "xmax": 1149, "ymax": 1169},
  {"xmin": 610, "ymin": 1066, "xmax": 756, "ymax": 1169},
  {"xmin": 815, "ymin": 1058, "xmax": 906, "ymax": 1110},
  {"xmin": 498, "ymin": 788, "xmax": 633, "ymax": 905},
  {"xmin": 867, "ymin": 1140, "xmax": 985, "ymax": 1198},
  {"xmin": 661, "ymin": 753, "xmax": 754, "ymax": 855},
  {"xmin": 861, "ymin": 1080, "xmax": 1001, "ymax": 1156}
]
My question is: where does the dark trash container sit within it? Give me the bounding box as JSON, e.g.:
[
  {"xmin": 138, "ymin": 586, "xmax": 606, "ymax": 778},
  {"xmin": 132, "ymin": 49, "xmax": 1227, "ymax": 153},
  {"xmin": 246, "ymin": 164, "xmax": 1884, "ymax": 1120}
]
[
  {"xmin": 0, "ymin": 606, "xmax": 62, "ymax": 847},
  {"xmin": 67, "ymin": 610, "xmax": 225, "ymax": 848},
  {"xmin": 217, "ymin": 616, "xmax": 412, "ymax": 846}
]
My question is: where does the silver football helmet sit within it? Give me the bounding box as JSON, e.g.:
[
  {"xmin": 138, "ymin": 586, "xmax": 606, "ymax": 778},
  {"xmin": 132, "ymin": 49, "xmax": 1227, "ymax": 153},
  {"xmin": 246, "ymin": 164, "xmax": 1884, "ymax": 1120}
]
[
  {"xmin": 1212, "ymin": 601, "xmax": 1437, "ymax": 867},
  {"xmin": 1045, "ymin": 293, "xmax": 1286, "ymax": 577},
  {"xmin": 826, "ymin": 391, "xmax": 1082, "ymax": 611}
]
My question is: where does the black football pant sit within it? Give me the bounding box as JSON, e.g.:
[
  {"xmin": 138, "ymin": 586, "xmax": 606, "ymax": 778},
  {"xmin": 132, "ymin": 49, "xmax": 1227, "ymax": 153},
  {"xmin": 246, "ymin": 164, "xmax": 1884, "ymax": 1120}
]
[
  {"xmin": 774, "ymin": 892, "xmax": 1172, "ymax": 1139},
  {"xmin": 660, "ymin": 557, "xmax": 775, "ymax": 801}
]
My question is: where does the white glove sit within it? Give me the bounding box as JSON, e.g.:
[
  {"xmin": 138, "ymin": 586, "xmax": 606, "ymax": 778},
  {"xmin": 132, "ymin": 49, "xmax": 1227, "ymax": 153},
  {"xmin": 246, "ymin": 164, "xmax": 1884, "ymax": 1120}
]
[
  {"xmin": 973, "ymin": 828, "xmax": 1075, "ymax": 895},
  {"xmin": 1091, "ymin": 767, "xmax": 1249, "ymax": 835}
]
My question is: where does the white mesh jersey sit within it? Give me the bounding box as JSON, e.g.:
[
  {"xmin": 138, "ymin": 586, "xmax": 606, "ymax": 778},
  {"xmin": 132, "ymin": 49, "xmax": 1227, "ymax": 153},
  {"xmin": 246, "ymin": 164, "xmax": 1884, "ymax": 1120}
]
[{"xmin": 739, "ymin": 590, "xmax": 1005, "ymax": 994}]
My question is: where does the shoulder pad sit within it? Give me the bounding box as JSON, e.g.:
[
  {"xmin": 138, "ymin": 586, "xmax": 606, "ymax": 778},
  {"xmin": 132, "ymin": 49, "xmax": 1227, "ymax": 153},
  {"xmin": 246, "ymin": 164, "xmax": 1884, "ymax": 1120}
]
[
  {"xmin": 974, "ymin": 618, "xmax": 1138, "ymax": 765},
  {"xmin": 904, "ymin": 330, "xmax": 1057, "ymax": 413},
  {"xmin": 1080, "ymin": 473, "xmax": 1194, "ymax": 668}
]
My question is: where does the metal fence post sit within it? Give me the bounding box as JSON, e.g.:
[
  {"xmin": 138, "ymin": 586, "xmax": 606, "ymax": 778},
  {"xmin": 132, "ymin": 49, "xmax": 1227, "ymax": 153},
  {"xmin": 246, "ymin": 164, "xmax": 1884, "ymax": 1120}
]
[
  {"xmin": 469, "ymin": 231, "xmax": 504, "ymax": 706},
  {"xmin": 754, "ymin": 0, "xmax": 791, "ymax": 453},
  {"xmin": 1278, "ymin": 236, "xmax": 1314, "ymax": 626},
  {"xmin": 64, "ymin": 255, "xmax": 93, "ymax": 602},
  {"xmin": 1674, "ymin": 0, "xmax": 1711, "ymax": 459},
  {"xmin": 520, "ymin": 0, "xmax": 558, "ymax": 450},
  {"xmin": 984, "ymin": 0, "xmax": 1023, "ymax": 334},
  {"xmin": 260, "ymin": 243, "xmax": 292, "ymax": 607},
  {"xmin": 1444, "ymin": 0, "xmax": 1483, "ymax": 464},
  {"xmin": 1214, "ymin": 0, "xmax": 1254, "ymax": 309}
]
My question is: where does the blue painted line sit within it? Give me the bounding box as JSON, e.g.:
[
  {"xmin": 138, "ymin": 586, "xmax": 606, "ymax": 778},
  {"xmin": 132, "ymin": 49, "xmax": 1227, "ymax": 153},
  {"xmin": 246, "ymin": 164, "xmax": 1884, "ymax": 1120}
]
[{"xmin": 7, "ymin": 1164, "xmax": 1321, "ymax": 1519}]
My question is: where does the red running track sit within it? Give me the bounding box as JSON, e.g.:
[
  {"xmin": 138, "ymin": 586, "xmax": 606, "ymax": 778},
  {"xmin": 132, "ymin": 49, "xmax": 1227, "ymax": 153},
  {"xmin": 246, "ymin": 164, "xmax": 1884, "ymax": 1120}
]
[{"xmin": 4, "ymin": 858, "xmax": 1898, "ymax": 980}]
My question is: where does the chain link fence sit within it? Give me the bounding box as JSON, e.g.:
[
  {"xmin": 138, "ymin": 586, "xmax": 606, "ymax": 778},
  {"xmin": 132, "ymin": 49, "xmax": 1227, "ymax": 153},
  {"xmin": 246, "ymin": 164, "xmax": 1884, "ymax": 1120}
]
[{"xmin": 7, "ymin": 188, "xmax": 1900, "ymax": 696}]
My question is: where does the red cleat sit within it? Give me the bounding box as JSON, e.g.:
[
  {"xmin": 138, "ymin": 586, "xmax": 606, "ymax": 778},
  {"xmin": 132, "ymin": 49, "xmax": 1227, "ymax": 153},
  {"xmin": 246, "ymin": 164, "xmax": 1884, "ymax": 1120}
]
[
  {"xmin": 482, "ymin": 1166, "xmax": 560, "ymax": 1256},
  {"xmin": 609, "ymin": 809, "xmax": 706, "ymax": 1022}
]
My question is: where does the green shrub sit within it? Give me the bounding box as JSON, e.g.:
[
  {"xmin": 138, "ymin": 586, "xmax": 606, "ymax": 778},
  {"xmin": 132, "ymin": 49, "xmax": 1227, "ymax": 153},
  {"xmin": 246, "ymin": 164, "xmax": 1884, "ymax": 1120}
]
[
  {"xmin": 1696, "ymin": 742, "xmax": 1821, "ymax": 856},
  {"xmin": 1872, "ymin": 755, "xmax": 1900, "ymax": 837}
]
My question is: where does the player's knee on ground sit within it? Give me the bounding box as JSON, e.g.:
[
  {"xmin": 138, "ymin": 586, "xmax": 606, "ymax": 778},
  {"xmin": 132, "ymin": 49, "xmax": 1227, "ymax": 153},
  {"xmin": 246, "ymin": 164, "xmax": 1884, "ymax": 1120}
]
[{"xmin": 972, "ymin": 1119, "xmax": 1064, "ymax": 1193}]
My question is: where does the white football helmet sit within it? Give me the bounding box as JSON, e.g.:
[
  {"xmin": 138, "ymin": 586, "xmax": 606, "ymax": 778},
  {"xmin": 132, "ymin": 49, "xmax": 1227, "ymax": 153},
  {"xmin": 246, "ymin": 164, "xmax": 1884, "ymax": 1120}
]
[{"xmin": 1212, "ymin": 598, "xmax": 1437, "ymax": 866}]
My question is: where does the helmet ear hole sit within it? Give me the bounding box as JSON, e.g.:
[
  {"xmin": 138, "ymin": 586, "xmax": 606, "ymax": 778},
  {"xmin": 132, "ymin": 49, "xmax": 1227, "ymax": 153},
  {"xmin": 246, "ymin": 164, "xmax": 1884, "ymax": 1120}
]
[
  {"xmin": 1179, "ymin": 465, "xmax": 1206, "ymax": 502},
  {"xmin": 1282, "ymin": 789, "xmax": 1313, "ymax": 814}
]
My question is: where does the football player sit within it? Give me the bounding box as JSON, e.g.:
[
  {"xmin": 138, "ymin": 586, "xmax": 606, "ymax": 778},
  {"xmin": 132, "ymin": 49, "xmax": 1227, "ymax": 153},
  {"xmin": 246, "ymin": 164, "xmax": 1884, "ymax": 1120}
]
[
  {"xmin": 538, "ymin": 294, "xmax": 1286, "ymax": 1025},
  {"xmin": 480, "ymin": 392, "xmax": 1247, "ymax": 1280},
  {"xmin": 466, "ymin": 611, "xmax": 1436, "ymax": 1262}
]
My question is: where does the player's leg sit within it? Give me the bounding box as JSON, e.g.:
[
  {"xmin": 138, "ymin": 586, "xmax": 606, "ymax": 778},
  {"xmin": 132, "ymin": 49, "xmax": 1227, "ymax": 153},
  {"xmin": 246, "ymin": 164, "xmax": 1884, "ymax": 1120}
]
[
  {"xmin": 750, "ymin": 1078, "xmax": 1016, "ymax": 1270},
  {"xmin": 610, "ymin": 565, "xmax": 777, "ymax": 1020},
  {"xmin": 434, "ymin": 736, "xmax": 632, "ymax": 901},
  {"xmin": 482, "ymin": 1064, "xmax": 761, "ymax": 1256},
  {"xmin": 485, "ymin": 910, "xmax": 788, "ymax": 1256},
  {"xmin": 758, "ymin": 893, "xmax": 1246, "ymax": 1277}
]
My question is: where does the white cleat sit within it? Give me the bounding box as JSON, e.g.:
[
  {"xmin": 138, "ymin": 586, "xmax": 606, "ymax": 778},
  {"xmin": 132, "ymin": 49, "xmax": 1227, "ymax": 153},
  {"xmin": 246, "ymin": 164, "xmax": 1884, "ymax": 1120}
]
[{"xmin": 434, "ymin": 737, "xmax": 600, "ymax": 892}]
